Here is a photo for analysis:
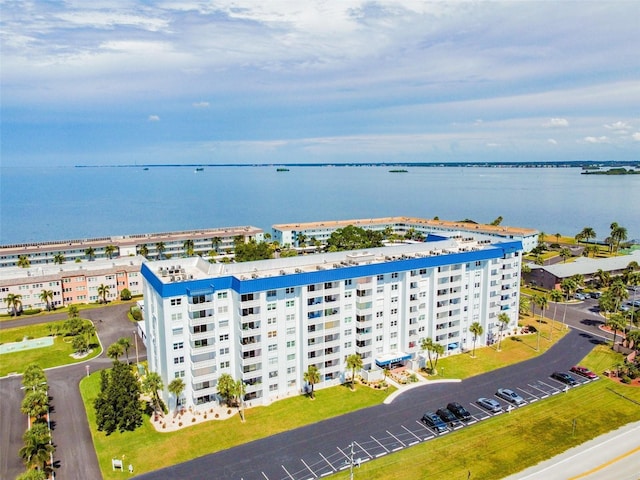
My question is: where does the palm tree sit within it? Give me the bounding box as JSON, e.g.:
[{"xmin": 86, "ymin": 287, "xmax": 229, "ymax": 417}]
[
  {"xmin": 168, "ymin": 378, "xmax": 186, "ymax": 414},
  {"xmin": 233, "ymin": 379, "xmax": 246, "ymax": 417},
  {"xmin": 211, "ymin": 237, "xmax": 221, "ymax": 253},
  {"xmin": 595, "ymin": 269, "xmax": 611, "ymax": 288},
  {"xmin": 84, "ymin": 247, "xmax": 96, "ymax": 261},
  {"xmin": 577, "ymin": 227, "xmax": 596, "ymax": 245},
  {"xmin": 117, "ymin": 337, "xmax": 132, "ymax": 364},
  {"xmin": 496, "ymin": 313, "xmax": 510, "ymax": 352},
  {"xmin": 549, "ymin": 289, "xmax": 564, "ymax": 339},
  {"xmin": 105, "ymin": 244, "xmax": 116, "ymax": 259},
  {"xmin": 19, "ymin": 425, "xmax": 54, "ymax": 473},
  {"xmin": 183, "ymin": 239, "xmax": 195, "ymax": 257},
  {"xmin": 612, "ymin": 225, "xmax": 628, "ymax": 254},
  {"xmin": 53, "ymin": 252, "xmax": 65, "ymax": 265},
  {"xmin": 21, "ymin": 389, "xmax": 49, "ymax": 423},
  {"xmin": 560, "ymin": 278, "xmax": 577, "ymax": 329},
  {"xmin": 421, "ymin": 337, "xmax": 444, "ymax": 373},
  {"xmin": 97, "ymin": 283, "xmax": 110, "ymax": 304},
  {"xmin": 22, "ymin": 364, "xmax": 47, "ymax": 392},
  {"xmin": 138, "ymin": 244, "xmax": 149, "ymax": 258},
  {"xmin": 39, "ymin": 290, "xmax": 54, "ymax": 312},
  {"xmin": 5, "ymin": 293, "xmax": 23, "ymax": 317},
  {"xmin": 107, "ymin": 342, "xmax": 124, "ymax": 361},
  {"xmin": 538, "ymin": 231, "xmax": 546, "ymax": 245},
  {"xmin": 142, "ymin": 371, "xmax": 164, "ymax": 414},
  {"xmin": 296, "ymin": 232, "xmax": 307, "ymax": 248},
  {"xmin": 606, "ymin": 313, "xmax": 626, "ymax": 350},
  {"xmin": 559, "ymin": 248, "xmax": 571, "ymax": 263},
  {"xmin": 155, "ymin": 242, "xmax": 166, "ymax": 260},
  {"xmin": 609, "ymin": 279, "xmax": 628, "ymax": 312},
  {"xmin": 535, "ymin": 294, "xmax": 549, "ymax": 351},
  {"xmin": 17, "ymin": 255, "xmax": 31, "ymax": 268},
  {"xmin": 469, "ymin": 321, "xmax": 483, "ymax": 358},
  {"xmin": 346, "ymin": 354, "xmax": 363, "ymax": 390},
  {"xmin": 519, "ymin": 296, "xmax": 530, "ymax": 317},
  {"xmin": 554, "ymin": 233, "xmax": 561, "ymax": 243},
  {"xmin": 303, "ymin": 365, "xmax": 320, "ymax": 399}
]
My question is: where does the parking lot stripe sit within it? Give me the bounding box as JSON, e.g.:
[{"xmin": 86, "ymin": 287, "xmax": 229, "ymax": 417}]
[
  {"xmin": 281, "ymin": 465, "xmax": 295, "ymax": 480},
  {"xmin": 300, "ymin": 458, "xmax": 317, "ymax": 478},
  {"xmin": 319, "ymin": 453, "xmax": 335, "ymax": 472},
  {"xmin": 354, "ymin": 441, "xmax": 372, "ymax": 459},
  {"xmin": 386, "ymin": 430, "xmax": 406, "ymax": 447},
  {"xmin": 261, "ymin": 472, "xmax": 270, "ymax": 480},
  {"xmin": 371, "ymin": 435, "xmax": 390, "ymax": 452},
  {"xmin": 401, "ymin": 425, "xmax": 421, "ymax": 441}
]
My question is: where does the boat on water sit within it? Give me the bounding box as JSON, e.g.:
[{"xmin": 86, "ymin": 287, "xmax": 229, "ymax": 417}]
[
  {"xmin": 143, "ymin": 167, "xmax": 149, "ymax": 171},
  {"xmin": 195, "ymin": 167, "xmax": 204, "ymax": 172},
  {"xmin": 276, "ymin": 168, "xmax": 290, "ymax": 172}
]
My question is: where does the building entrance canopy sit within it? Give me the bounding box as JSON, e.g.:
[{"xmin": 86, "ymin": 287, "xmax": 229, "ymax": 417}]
[{"xmin": 375, "ymin": 352, "xmax": 411, "ymax": 368}]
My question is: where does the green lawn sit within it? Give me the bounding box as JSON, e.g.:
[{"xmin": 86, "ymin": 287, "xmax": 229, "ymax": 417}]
[
  {"xmin": 0, "ymin": 320, "xmax": 100, "ymax": 376},
  {"xmin": 80, "ymin": 374, "xmax": 395, "ymax": 479},
  {"xmin": 328, "ymin": 346, "xmax": 640, "ymax": 479}
]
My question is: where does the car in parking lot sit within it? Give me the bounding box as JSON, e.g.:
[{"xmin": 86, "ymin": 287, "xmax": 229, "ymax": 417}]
[
  {"xmin": 570, "ymin": 366, "xmax": 598, "ymax": 379},
  {"xmin": 447, "ymin": 402, "xmax": 472, "ymax": 422},
  {"xmin": 477, "ymin": 397, "xmax": 502, "ymax": 413},
  {"xmin": 589, "ymin": 291, "xmax": 602, "ymax": 299},
  {"xmin": 551, "ymin": 371, "xmax": 578, "ymax": 386},
  {"xmin": 574, "ymin": 292, "xmax": 587, "ymax": 300},
  {"xmin": 436, "ymin": 408, "xmax": 462, "ymax": 428},
  {"xmin": 496, "ymin": 388, "xmax": 525, "ymax": 405},
  {"xmin": 421, "ymin": 412, "xmax": 448, "ymax": 433},
  {"xmin": 619, "ymin": 304, "xmax": 630, "ymax": 312}
]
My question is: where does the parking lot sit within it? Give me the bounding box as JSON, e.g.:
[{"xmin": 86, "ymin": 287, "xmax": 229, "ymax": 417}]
[{"xmin": 245, "ymin": 371, "xmax": 599, "ymax": 480}]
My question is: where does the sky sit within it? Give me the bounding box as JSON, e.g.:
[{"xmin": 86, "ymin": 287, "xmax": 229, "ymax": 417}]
[{"xmin": 1, "ymin": 0, "xmax": 639, "ymax": 167}]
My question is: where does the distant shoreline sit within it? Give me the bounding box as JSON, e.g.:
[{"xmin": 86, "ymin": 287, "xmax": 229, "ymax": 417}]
[{"xmin": 75, "ymin": 160, "xmax": 639, "ymax": 169}]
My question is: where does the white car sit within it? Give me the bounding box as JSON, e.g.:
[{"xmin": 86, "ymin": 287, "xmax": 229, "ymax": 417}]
[{"xmin": 496, "ymin": 388, "xmax": 525, "ymax": 405}]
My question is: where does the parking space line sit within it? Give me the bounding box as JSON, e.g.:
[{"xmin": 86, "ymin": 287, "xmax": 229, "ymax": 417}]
[
  {"xmin": 300, "ymin": 458, "xmax": 317, "ymax": 478},
  {"xmin": 354, "ymin": 441, "xmax": 372, "ymax": 459},
  {"xmin": 386, "ymin": 430, "xmax": 406, "ymax": 447},
  {"xmin": 281, "ymin": 465, "xmax": 295, "ymax": 480},
  {"xmin": 527, "ymin": 383, "xmax": 550, "ymax": 397},
  {"xmin": 320, "ymin": 472, "xmax": 332, "ymax": 478},
  {"xmin": 261, "ymin": 472, "xmax": 270, "ymax": 480},
  {"xmin": 336, "ymin": 446, "xmax": 350, "ymax": 462},
  {"xmin": 371, "ymin": 435, "xmax": 390, "ymax": 453},
  {"xmin": 401, "ymin": 424, "xmax": 421, "ymax": 441},
  {"xmin": 319, "ymin": 453, "xmax": 335, "ymax": 472}
]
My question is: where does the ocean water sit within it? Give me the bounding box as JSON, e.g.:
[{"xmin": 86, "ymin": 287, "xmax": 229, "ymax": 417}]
[{"xmin": 1, "ymin": 165, "xmax": 638, "ymax": 245}]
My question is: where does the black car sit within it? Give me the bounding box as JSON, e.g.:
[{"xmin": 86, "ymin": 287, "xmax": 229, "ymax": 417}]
[
  {"xmin": 551, "ymin": 371, "xmax": 578, "ymax": 386},
  {"xmin": 421, "ymin": 412, "xmax": 448, "ymax": 433},
  {"xmin": 447, "ymin": 402, "xmax": 472, "ymax": 421},
  {"xmin": 436, "ymin": 408, "xmax": 462, "ymax": 428}
]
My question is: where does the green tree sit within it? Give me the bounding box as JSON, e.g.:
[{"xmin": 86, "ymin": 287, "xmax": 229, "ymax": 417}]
[
  {"xmin": 107, "ymin": 342, "xmax": 124, "ymax": 361},
  {"xmin": 490, "ymin": 216, "xmax": 503, "ymax": 226},
  {"xmin": 232, "ymin": 379, "xmax": 246, "ymax": 413},
  {"xmin": 595, "ymin": 269, "xmax": 611, "ymax": 288},
  {"xmin": 535, "ymin": 294, "xmax": 549, "ymax": 351},
  {"xmin": 211, "ymin": 237, "xmax": 221, "ymax": 253},
  {"xmin": 519, "ymin": 296, "xmax": 530, "ymax": 317},
  {"xmin": 17, "ymin": 255, "xmax": 31, "ymax": 268},
  {"xmin": 325, "ymin": 225, "xmax": 384, "ymax": 252},
  {"xmin": 19, "ymin": 424, "xmax": 54, "ymax": 473},
  {"xmin": 16, "ymin": 469, "xmax": 48, "ymax": 480},
  {"xmin": 97, "ymin": 283, "xmax": 110, "ymax": 303},
  {"xmin": 105, "ymin": 244, "xmax": 117, "ymax": 259},
  {"xmin": 183, "ymin": 239, "xmax": 195, "ymax": 257},
  {"xmin": 421, "ymin": 337, "xmax": 445, "ymax": 373},
  {"xmin": 576, "ymin": 227, "xmax": 596, "ymax": 245},
  {"xmin": 296, "ymin": 232, "xmax": 307, "ymax": 247},
  {"xmin": 21, "ymin": 389, "xmax": 49, "ymax": 422},
  {"xmin": 559, "ymin": 248, "xmax": 571, "ymax": 263},
  {"xmin": 137, "ymin": 244, "xmax": 149, "ymax": 258},
  {"xmin": 117, "ymin": 337, "xmax": 132, "ymax": 364},
  {"xmin": 155, "ymin": 241, "xmax": 166, "ymax": 260},
  {"xmin": 610, "ymin": 223, "xmax": 628, "ymax": 254},
  {"xmin": 53, "ymin": 252, "xmax": 65, "ymax": 265},
  {"xmin": 141, "ymin": 371, "xmax": 164, "ymax": 415},
  {"xmin": 609, "ymin": 279, "xmax": 629, "ymax": 312},
  {"xmin": 5, "ymin": 293, "xmax": 23, "ymax": 316},
  {"xmin": 606, "ymin": 313, "xmax": 626, "ymax": 350},
  {"xmin": 168, "ymin": 378, "xmax": 186, "ymax": 414},
  {"xmin": 85, "ymin": 247, "xmax": 96, "ymax": 261},
  {"xmin": 303, "ymin": 365, "xmax": 320, "ymax": 399},
  {"xmin": 469, "ymin": 321, "xmax": 483, "ymax": 358},
  {"xmin": 554, "ymin": 232, "xmax": 561, "ymax": 243},
  {"xmin": 39, "ymin": 290, "xmax": 54, "ymax": 312},
  {"xmin": 72, "ymin": 334, "xmax": 89, "ymax": 355},
  {"xmin": 549, "ymin": 289, "xmax": 564, "ymax": 338},
  {"xmin": 496, "ymin": 313, "xmax": 510, "ymax": 352},
  {"xmin": 95, "ymin": 361, "xmax": 143, "ymax": 434},
  {"xmin": 346, "ymin": 354, "xmax": 363, "ymax": 390},
  {"xmin": 22, "ymin": 364, "xmax": 47, "ymax": 392},
  {"xmin": 120, "ymin": 288, "xmax": 132, "ymax": 301},
  {"xmin": 63, "ymin": 317, "xmax": 85, "ymax": 336},
  {"xmin": 67, "ymin": 304, "xmax": 79, "ymax": 318},
  {"xmin": 216, "ymin": 373, "xmax": 235, "ymax": 406}
]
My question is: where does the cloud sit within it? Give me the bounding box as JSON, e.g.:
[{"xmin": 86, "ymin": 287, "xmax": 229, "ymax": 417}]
[
  {"xmin": 192, "ymin": 101, "xmax": 210, "ymax": 108},
  {"xmin": 547, "ymin": 138, "xmax": 557, "ymax": 145},
  {"xmin": 543, "ymin": 118, "xmax": 569, "ymax": 127},
  {"xmin": 604, "ymin": 121, "xmax": 631, "ymax": 132},
  {"xmin": 583, "ymin": 136, "xmax": 609, "ymax": 144},
  {"xmin": 632, "ymin": 132, "xmax": 640, "ymax": 141},
  {"xmin": 148, "ymin": 115, "xmax": 160, "ymax": 122}
]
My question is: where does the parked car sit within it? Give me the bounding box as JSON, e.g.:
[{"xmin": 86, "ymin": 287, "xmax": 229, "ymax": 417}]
[
  {"xmin": 619, "ymin": 304, "xmax": 630, "ymax": 312},
  {"xmin": 632, "ymin": 300, "xmax": 640, "ymax": 307},
  {"xmin": 570, "ymin": 366, "xmax": 598, "ymax": 379},
  {"xmin": 589, "ymin": 291, "xmax": 602, "ymax": 299},
  {"xmin": 421, "ymin": 412, "xmax": 448, "ymax": 433},
  {"xmin": 447, "ymin": 402, "xmax": 472, "ymax": 422},
  {"xmin": 477, "ymin": 397, "xmax": 502, "ymax": 413},
  {"xmin": 496, "ymin": 388, "xmax": 526, "ymax": 405},
  {"xmin": 436, "ymin": 408, "xmax": 462, "ymax": 427},
  {"xmin": 574, "ymin": 293, "xmax": 587, "ymax": 300},
  {"xmin": 551, "ymin": 371, "xmax": 578, "ymax": 386}
]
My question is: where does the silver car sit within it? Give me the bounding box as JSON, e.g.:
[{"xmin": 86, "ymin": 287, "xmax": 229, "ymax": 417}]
[
  {"xmin": 496, "ymin": 388, "xmax": 525, "ymax": 405},
  {"xmin": 477, "ymin": 397, "xmax": 502, "ymax": 413}
]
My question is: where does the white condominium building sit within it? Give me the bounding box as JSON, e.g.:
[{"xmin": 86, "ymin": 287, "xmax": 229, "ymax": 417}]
[{"xmin": 142, "ymin": 236, "xmax": 522, "ymax": 410}]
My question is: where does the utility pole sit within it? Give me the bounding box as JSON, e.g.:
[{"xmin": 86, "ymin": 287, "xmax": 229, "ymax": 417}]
[{"xmin": 350, "ymin": 442, "xmax": 354, "ymax": 480}]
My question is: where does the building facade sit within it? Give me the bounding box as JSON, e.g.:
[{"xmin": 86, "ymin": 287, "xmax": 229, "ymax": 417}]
[
  {"xmin": 0, "ymin": 257, "xmax": 145, "ymax": 312},
  {"xmin": 272, "ymin": 216, "xmax": 538, "ymax": 252},
  {"xmin": 142, "ymin": 237, "xmax": 522, "ymax": 411}
]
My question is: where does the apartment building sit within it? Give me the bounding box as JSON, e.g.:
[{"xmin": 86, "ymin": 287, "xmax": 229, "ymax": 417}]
[
  {"xmin": 0, "ymin": 225, "xmax": 264, "ymax": 269},
  {"xmin": 0, "ymin": 257, "xmax": 145, "ymax": 312},
  {"xmin": 272, "ymin": 216, "xmax": 538, "ymax": 252},
  {"xmin": 142, "ymin": 236, "xmax": 522, "ymax": 411}
]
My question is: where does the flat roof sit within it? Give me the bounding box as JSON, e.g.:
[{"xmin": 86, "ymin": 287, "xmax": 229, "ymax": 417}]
[
  {"xmin": 533, "ymin": 250, "xmax": 640, "ymax": 278},
  {"xmin": 272, "ymin": 216, "xmax": 538, "ymax": 237}
]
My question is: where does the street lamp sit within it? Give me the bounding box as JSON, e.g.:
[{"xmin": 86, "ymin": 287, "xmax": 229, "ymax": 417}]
[{"xmin": 133, "ymin": 329, "xmax": 139, "ymax": 366}]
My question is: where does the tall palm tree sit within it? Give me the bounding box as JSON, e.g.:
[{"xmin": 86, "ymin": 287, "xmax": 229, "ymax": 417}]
[
  {"xmin": 97, "ymin": 283, "xmax": 110, "ymax": 304},
  {"xmin": 296, "ymin": 232, "xmax": 307, "ymax": 248},
  {"xmin": 554, "ymin": 233, "xmax": 561, "ymax": 243},
  {"xmin": 611, "ymin": 225, "xmax": 627, "ymax": 254},
  {"xmin": 560, "ymin": 278, "xmax": 577, "ymax": 329},
  {"xmin": 53, "ymin": 252, "xmax": 65, "ymax": 265},
  {"xmin": 421, "ymin": 337, "xmax": 445, "ymax": 373},
  {"xmin": 5, "ymin": 293, "xmax": 23, "ymax": 317},
  {"xmin": 559, "ymin": 248, "xmax": 571, "ymax": 263},
  {"xmin": 535, "ymin": 294, "xmax": 549, "ymax": 350},
  {"xmin": 346, "ymin": 354, "xmax": 363, "ymax": 390},
  {"xmin": 211, "ymin": 237, "xmax": 221, "ymax": 253},
  {"xmin": 155, "ymin": 242, "xmax": 166, "ymax": 260},
  {"xmin": 138, "ymin": 244, "xmax": 149, "ymax": 258},
  {"xmin": 142, "ymin": 371, "xmax": 164, "ymax": 414},
  {"xmin": 168, "ymin": 378, "xmax": 186, "ymax": 414},
  {"xmin": 21, "ymin": 389, "xmax": 49, "ymax": 423},
  {"xmin": 469, "ymin": 321, "xmax": 483, "ymax": 358},
  {"xmin": 549, "ymin": 289, "xmax": 564, "ymax": 339},
  {"xmin": 606, "ymin": 313, "xmax": 626, "ymax": 350},
  {"xmin": 303, "ymin": 365, "xmax": 320, "ymax": 399},
  {"xmin": 39, "ymin": 290, "xmax": 54, "ymax": 312},
  {"xmin": 117, "ymin": 337, "xmax": 132, "ymax": 364},
  {"xmin": 17, "ymin": 255, "xmax": 31, "ymax": 268},
  {"xmin": 577, "ymin": 227, "xmax": 596, "ymax": 245},
  {"xmin": 22, "ymin": 364, "xmax": 47, "ymax": 392},
  {"xmin": 107, "ymin": 342, "xmax": 124, "ymax": 361},
  {"xmin": 19, "ymin": 425, "xmax": 54, "ymax": 473},
  {"xmin": 183, "ymin": 239, "xmax": 195, "ymax": 257},
  {"xmin": 496, "ymin": 313, "xmax": 510, "ymax": 352},
  {"xmin": 595, "ymin": 269, "xmax": 611, "ymax": 288},
  {"xmin": 105, "ymin": 244, "xmax": 116, "ymax": 259},
  {"xmin": 609, "ymin": 279, "xmax": 628, "ymax": 312},
  {"xmin": 84, "ymin": 247, "xmax": 96, "ymax": 261}
]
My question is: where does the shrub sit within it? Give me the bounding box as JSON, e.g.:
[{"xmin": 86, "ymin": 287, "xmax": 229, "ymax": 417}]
[
  {"xmin": 178, "ymin": 422, "xmax": 182, "ymax": 427},
  {"xmin": 215, "ymin": 413, "xmax": 219, "ymax": 418},
  {"xmin": 192, "ymin": 417, "xmax": 196, "ymax": 423},
  {"xmin": 120, "ymin": 288, "xmax": 132, "ymax": 301},
  {"xmin": 227, "ymin": 409, "xmax": 231, "ymax": 415},
  {"xmin": 23, "ymin": 308, "xmax": 42, "ymax": 315},
  {"xmin": 131, "ymin": 309, "xmax": 143, "ymax": 321},
  {"xmin": 621, "ymin": 375, "xmax": 632, "ymax": 384}
]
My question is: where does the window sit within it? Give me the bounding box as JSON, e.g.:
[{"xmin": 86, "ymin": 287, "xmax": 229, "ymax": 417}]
[
  {"xmin": 287, "ymin": 366, "xmax": 296, "ymax": 374},
  {"xmin": 220, "ymin": 361, "xmax": 230, "ymax": 369},
  {"xmin": 218, "ymin": 305, "xmax": 228, "ymax": 314},
  {"xmin": 268, "ymin": 330, "xmax": 277, "ymax": 338},
  {"xmin": 171, "ymin": 298, "xmax": 182, "ymax": 306},
  {"xmin": 267, "ymin": 290, "xmax": 276, "ymax": 297},
  {"xmin": 390, "ymin": 320, "xmax": 398, "ymax": 326},
  {"xmin": 377, "ymin": 286, "xmax": 384, "ymax": 293},
  {"xmin": 267, "ymin": 303, "xmax": 276, "ymax": 311},
  {"xmin": 219, "ymin": 334, "xmax": 229, "ymax": 341},
  {"xmin": 269, "ymin": 357, "xmax": 278, "ymax": 365},
  {"xmin": 269, "ymin": 371, "xmax": 278, "ymax": 378},
  {"xmin": 344, "ymin": 329, "xmax": 352, "ymax": 336},
  {"xmin": 344, "ymin": 316, "xmax": 352, "ymax": 323},
  {"xmin": 286, "ymin": 340, "xmax": 295, "ymax": 348},
  {"xmin": 376, "ymin": 323, "xmax": 383, "ymax": 329},
  {"xmin": 171, "ymin": 313, "xmax": 183, "ymax": 321},
  {"xmin": 219, "ymin": 347, "xmax": 229, "ymax": 355},
  {"xmin": 390, "ymin": 309, "xmax": 398, "ymax": 315},
  {"xmin": 287, "ymin": 353, "xmax": 295, "ymax": 361},
  {"xmin": 377, "ymin": 275, "xmax": 384, "ymax": 281},
  {"xmin": 194, "ymin": 339, "xmax": 210, "ymax": 348},
  {"xmin": 286, "ymin": 287, "xmax": 294, "ymax": 294},
  {"xmin": 344, "ymin": 291, "xmax": 352, "ymax": 298},
  {"xmin": 390, "ymin": 332, "xmax": 397, "ymax": 339},
  {"xmin": 269, "ymin": 384, "xmax": 278, "ymax": 392},
  {"xmin": 286, "ymin": 327, "xmax": 295, "ymax": 335},
  {"xmin": 391, "ymin": 273, "xmax": 398, "ymax": 279},
  {"xmin": 217, "ymin": 292, "xmax": 227, "ymax": 299},
  {"xmin": 344, "ymin": 279, "xmax": 352, "ymax": 286},
  {"xmin": 391, "ymin": 296, "xmax": 398, "ymax": 303},
  {"xmin": 286, "ymin": 314, "xmax": 295, "ymax": 322},
  {"xmin": 344, "ymin": 341, "xmax": 352, "ymax": 348},
  {"xmin": 174, "ymin": 370, "xmax": 185, "ymax": 378},
  {"xmin": 376, "ymin": 335, "xmax": 383, "ymax": 341},
  {"xmin": 376, "ymin": 311, "xmax": 383, "ymax": 318},
  {"xmin": 268, "ymin": 317, "xmax": 277, "ymax": 325},
  {"xmin": 173, "ymin": 342, "xmax": 184, "ymax": 350},
  {"xmin": 172, "ymin": 327, "xmax": 183, "ymax": 336},
  {"xmin": 285, "ymin": 300, "xmax": 295, "ymax": 307},
  {"xmin": 174, "ymin": 356, "xmax": 185, "ymax": 364},
  {"xmin": 391, "ymin": 284, "xmax": 398, "ymax": 291},
  {"xmin": 268, "ymin": 344, "xmax": 278, "ymax": 352}
]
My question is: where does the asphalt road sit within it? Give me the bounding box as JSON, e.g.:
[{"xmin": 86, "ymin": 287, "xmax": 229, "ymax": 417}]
[{"xmin": 0, "ymin": 303, "xmax": 146, "ymax": 480}]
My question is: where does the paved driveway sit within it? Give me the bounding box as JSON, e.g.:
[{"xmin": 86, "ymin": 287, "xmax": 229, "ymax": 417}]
[{"xmin": 0, "ymin": 303, "xmax": 146, "ymax": 480}]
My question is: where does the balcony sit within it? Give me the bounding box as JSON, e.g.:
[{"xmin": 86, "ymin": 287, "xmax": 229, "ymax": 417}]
[
  {"xmin": 190, "ymin": 329, "xmax": 214, "ymax": 342},
  {"xmin": 188, "ymin": 309, "xmax": 214, "ymax": 321},
  {"xmin": 188, "ymin": 301, "xmax": 214, "ymax": 312},
  {"xmin": 192, "ymin": 341, "xmax": 216, "ymax": 355},
  {"xmin": 191, "ymin": 351, "xmax": 215, "ymax": 367},
  {"xmin": 192, "ymin": 365, "xmax": 216, "ymax": 377}
]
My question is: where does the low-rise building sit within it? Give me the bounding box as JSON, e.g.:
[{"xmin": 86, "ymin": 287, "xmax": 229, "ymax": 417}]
[{"xmin": 142, "ymin": 236, "xmax": 522, "ymax": 411}]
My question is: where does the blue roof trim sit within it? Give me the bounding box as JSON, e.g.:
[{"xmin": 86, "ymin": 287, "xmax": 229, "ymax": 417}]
[
  {"xmin": 143, "ymin": 241, "xmax": 523, "ymax": 298},
  {"xmin": 426, "ymin": 233, "xmax": 449, "ymax": 242}
]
